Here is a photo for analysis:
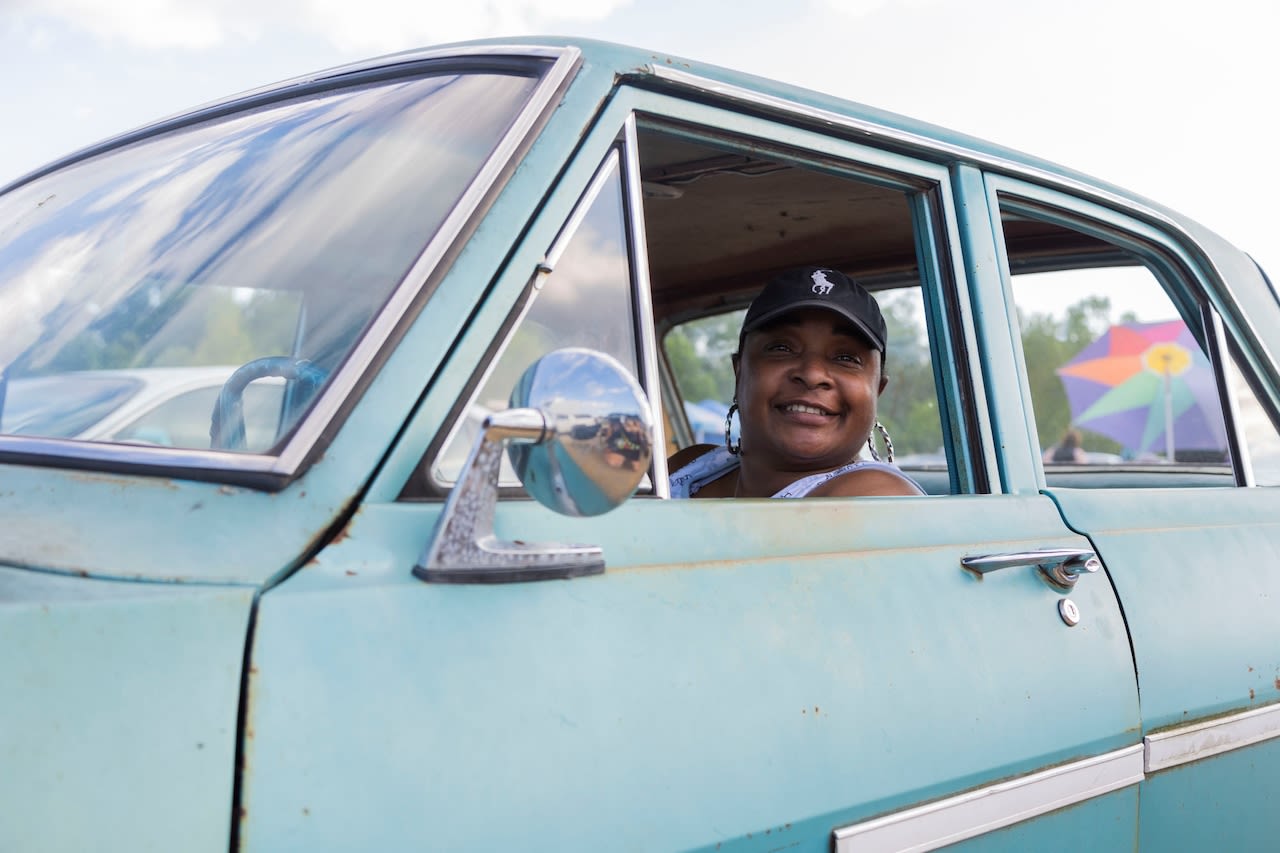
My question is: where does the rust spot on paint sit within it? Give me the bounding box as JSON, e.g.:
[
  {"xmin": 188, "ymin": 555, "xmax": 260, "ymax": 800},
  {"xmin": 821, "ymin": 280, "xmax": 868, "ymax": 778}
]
[
  {"xmin": 345, "ymin": 570, "xmax": 357, "ymax": 576},
  {"xmin": 302, "ymin": 807, "xmax": 310, "ymax": 816},
  {"xmin": 1275, "ymin": 678, "xmax": 1280, "ymax": 690},
  {"xmin": 814, "ymin": 706, "xmax": 820, "ymax": 714},
  {"xmin": 1250, "ymin": 689, "xmax": 1256, "ymax": 700},
  {"xmin": 1249, "ymin": 666, "xmax": 1254, "ymax": 672}
]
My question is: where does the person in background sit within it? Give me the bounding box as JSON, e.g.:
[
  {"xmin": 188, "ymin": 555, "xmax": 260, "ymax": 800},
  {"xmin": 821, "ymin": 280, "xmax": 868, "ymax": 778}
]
[{"xmin": 1044, "ymin": 427, "xmax": 1088, "ymax": 464}]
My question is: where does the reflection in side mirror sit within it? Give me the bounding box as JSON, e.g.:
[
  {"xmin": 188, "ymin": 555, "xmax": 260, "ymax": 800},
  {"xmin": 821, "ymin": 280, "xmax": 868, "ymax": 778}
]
[
  {"xmin": 414, "ymin": 348, "xmax": 654, "ymax": 584},
  {"xmin": 507, "ymin": 348, "xmax": 653, "ymax": 517}
]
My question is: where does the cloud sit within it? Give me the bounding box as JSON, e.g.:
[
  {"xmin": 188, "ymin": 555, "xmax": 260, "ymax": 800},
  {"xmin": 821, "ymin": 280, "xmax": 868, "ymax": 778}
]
[
  {"xmin": 813, "ymin": 0, "xmax": 941, "ymax": 17},
  {"xmin": 8, "ymin": 0, "xmax": 248, "ymax": 49},
  {"xmin": 8, "ymin": 0, "xmax": 635, "ymax": 53}
]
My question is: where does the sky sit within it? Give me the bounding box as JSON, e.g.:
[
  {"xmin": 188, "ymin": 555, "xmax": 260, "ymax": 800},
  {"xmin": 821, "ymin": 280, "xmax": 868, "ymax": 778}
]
[{"xmin": 3, "ymin": 0, "xmax": 1277, "ymax": 286}]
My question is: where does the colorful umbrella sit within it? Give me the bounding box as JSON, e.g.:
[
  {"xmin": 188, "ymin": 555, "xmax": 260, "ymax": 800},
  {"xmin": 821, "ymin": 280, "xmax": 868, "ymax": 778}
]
[{"xmin": 1055, "ymin": 319, "xmax": 1227, "ymax": 460}]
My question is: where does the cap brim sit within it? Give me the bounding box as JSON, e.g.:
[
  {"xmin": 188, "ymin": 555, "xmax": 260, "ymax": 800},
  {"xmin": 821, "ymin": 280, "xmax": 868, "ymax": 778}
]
[{"xmin": 741, "ymin": 301, "xmax": 885, "ymax": 352}]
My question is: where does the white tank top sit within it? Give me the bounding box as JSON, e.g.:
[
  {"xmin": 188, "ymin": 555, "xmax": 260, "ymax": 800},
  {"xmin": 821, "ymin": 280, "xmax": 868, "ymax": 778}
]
[{"xmin": 668, "ymin": 447, "xmax": 922, "ymax": 498}]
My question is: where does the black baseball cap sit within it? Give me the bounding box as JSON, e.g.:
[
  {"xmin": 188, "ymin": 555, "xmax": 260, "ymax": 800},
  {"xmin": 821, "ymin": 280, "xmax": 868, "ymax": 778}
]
[{"xmin": 739, "ymin": 266, "xmax": 886, "ymax": 353}]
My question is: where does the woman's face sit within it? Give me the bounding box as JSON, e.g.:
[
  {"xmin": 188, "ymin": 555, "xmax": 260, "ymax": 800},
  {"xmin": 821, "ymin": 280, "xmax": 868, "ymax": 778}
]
[{"xmin": 734, "ymin": 307, "xmax": 887, "ymax": 473}]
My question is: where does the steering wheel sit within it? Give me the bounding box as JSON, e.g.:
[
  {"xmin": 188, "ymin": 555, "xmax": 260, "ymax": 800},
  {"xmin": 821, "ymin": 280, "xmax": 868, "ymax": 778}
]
[{"xmin": 210, "ymin": 356, "xmax": 326, "ymax": 451}]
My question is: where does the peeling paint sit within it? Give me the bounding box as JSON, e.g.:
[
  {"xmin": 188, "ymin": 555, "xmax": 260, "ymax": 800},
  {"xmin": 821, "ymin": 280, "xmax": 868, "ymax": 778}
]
[{"xmin": 69, "ymin": 471, "xmax": 179, "ymax": 491}]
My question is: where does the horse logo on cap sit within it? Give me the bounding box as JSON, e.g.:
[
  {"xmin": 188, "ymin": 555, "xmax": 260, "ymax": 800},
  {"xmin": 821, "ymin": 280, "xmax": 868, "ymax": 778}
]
[{"xmin": 810, "ymin": 269, "xmax": 836, "ymax": 295}]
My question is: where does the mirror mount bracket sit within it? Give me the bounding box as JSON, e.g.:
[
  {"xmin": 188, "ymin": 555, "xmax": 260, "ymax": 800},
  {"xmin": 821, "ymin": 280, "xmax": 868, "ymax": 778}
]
[{"xmin": 413, "ymin": 409, "xmax": 605, "ymax": 584}]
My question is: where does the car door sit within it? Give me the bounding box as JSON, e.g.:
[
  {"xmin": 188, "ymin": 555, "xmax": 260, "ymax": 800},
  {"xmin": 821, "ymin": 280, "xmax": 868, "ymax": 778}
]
[
  {"xmin": 981, "ymin": 173, "xmax": 1280, "ymax": 850},
  {"xmin": 237, "ymin": 80, "xmax": 1144, "ymax": 852}
]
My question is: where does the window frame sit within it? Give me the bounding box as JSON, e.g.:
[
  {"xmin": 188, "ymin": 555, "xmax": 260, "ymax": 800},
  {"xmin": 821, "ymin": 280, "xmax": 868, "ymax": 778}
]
[
  {"xmin": 983, "ymin": 173, "xmax": 1259, "ymax": 488},
  {"xmin": 623, "ymin": 101, "xmax": 989, "ymax": 496}
]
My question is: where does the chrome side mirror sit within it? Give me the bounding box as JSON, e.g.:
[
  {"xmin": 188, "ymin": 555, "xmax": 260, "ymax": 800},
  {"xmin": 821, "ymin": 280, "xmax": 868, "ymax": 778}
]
[{"xmin": 414, "ymin": 348, "xmax": 654, "ymax": 583}]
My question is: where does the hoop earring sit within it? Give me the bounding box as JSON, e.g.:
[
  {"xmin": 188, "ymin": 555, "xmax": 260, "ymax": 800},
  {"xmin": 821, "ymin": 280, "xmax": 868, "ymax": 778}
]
[
  {"xmin": 867, "ymin": 420, "xmax": 894, "ymax": 463},
  {"xmin": 724, "ymin": 402, "xmax": 741, "ymax": 456}
]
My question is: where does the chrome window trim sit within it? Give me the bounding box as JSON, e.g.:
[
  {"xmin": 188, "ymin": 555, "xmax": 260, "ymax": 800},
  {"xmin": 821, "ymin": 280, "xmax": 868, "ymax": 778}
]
[
  {"xmin": 1144, "ymin": 702, "xmax": 1280, "ymax": 773},
  {"xmin": 0, "ymin": 46, "xmax": 582, "ymax": 488},
  {"xmin": 1204, "ymin": 305, "xmax": 1255, "ymax": 486},
  {"xmin": 620, "ymin": 115, "xmax": 669, "ymax": 497},
  {"xmin": 832, "ymin": 745, "xmax": 1144, "ymax": 853},
  {"xmin": 643, "ymin": 66, "xmax": 1190, "ymax": 238}
]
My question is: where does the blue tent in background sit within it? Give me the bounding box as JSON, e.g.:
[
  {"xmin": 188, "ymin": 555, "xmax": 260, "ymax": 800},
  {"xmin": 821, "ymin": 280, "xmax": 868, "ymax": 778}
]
[{"xmin": 684, "ymin": 399, "xmax": 730, "ymax": 445}]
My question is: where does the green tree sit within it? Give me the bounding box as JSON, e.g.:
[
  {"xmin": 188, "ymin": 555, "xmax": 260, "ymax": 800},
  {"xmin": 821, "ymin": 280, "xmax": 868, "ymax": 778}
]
[
  {"xmin": 663, "ymin": 311, "xmax": 741, "ymax": 405},
  {"xmin": 1019, "ymin": 295, "xmax": 1122, "ymax": 454},
  {"xmin": 876, "ymin": 291, "xmax": 942, "ymax": 456}
]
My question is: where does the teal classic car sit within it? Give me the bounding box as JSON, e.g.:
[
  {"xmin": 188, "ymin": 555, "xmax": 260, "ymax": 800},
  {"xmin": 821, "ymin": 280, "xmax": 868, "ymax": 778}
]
[{"xmin": 4, "ymin": 38, "xmax": 1280, "ymax": 853}]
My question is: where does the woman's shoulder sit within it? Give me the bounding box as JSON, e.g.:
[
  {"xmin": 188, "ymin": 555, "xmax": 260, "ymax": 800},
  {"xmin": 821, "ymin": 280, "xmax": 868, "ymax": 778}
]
[
  {"xmin": 667, "ymin": 444, "xmax": 739, "ymax": 498},
  {"xmin": 804, "ymin": 460, "xmax": 925, "ymax": 497},
  {"xmin": 667, "ymin": 443, "xmax": 719, "ymax": 472}
]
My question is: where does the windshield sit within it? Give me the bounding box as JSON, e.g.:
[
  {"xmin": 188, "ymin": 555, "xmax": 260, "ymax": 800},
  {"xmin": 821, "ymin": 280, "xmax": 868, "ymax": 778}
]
[
  {"xmin": 1, "ymin": 374, "xmax": 142, "ymax": 437},
  {"xmin": 0, "ymin": 68, "xmax": 542, "ymax": 456}
]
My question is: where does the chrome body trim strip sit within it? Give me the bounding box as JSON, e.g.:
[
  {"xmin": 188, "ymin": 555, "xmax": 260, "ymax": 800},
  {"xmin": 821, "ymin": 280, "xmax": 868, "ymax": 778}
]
[
  {"xmin": 832, "ymin": 745, "xmax": 1143, "ymax": 853},
  {"xmin": 1145, "ymin": 702, "xmax": 1280, "ymax": 773}
]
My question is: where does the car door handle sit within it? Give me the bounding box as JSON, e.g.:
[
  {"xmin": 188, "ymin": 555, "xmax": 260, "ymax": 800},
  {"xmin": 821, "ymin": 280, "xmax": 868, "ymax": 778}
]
[{"xmin": 961, "ymin": 548, "xmax": 1101, "ymax": 590}]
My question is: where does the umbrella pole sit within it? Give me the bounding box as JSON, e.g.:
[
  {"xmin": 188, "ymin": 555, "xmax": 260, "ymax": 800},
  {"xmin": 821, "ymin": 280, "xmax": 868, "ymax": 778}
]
[{"xmin": 1163, "ymin": 360, "xmax": 1175, "ymax": 462}]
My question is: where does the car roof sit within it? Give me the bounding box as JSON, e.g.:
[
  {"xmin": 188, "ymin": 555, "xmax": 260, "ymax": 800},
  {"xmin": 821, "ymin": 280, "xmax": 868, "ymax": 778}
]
[{"xmin": 0, "ymin": 37, "xmax": 1186, "ymax": 226}]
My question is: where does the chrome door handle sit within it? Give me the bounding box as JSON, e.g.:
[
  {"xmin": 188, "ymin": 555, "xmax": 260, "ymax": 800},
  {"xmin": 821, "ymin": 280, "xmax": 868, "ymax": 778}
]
[{"xmin": 961, "ymin": 548, "xmax": 1101, "ymax": 590}]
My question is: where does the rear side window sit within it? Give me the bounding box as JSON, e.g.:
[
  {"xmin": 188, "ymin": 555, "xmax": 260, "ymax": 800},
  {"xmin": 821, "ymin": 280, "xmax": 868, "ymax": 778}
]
[{"xmin": 1000, "ymin": 199, "xmax": 1243, "ymax": 486}]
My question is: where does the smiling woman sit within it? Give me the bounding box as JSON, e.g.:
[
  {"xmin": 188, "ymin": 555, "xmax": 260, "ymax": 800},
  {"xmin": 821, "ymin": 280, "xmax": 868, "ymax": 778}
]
[{"xmin": 667, "ymin": 265, "xmax": 925, "ymax": 498}]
